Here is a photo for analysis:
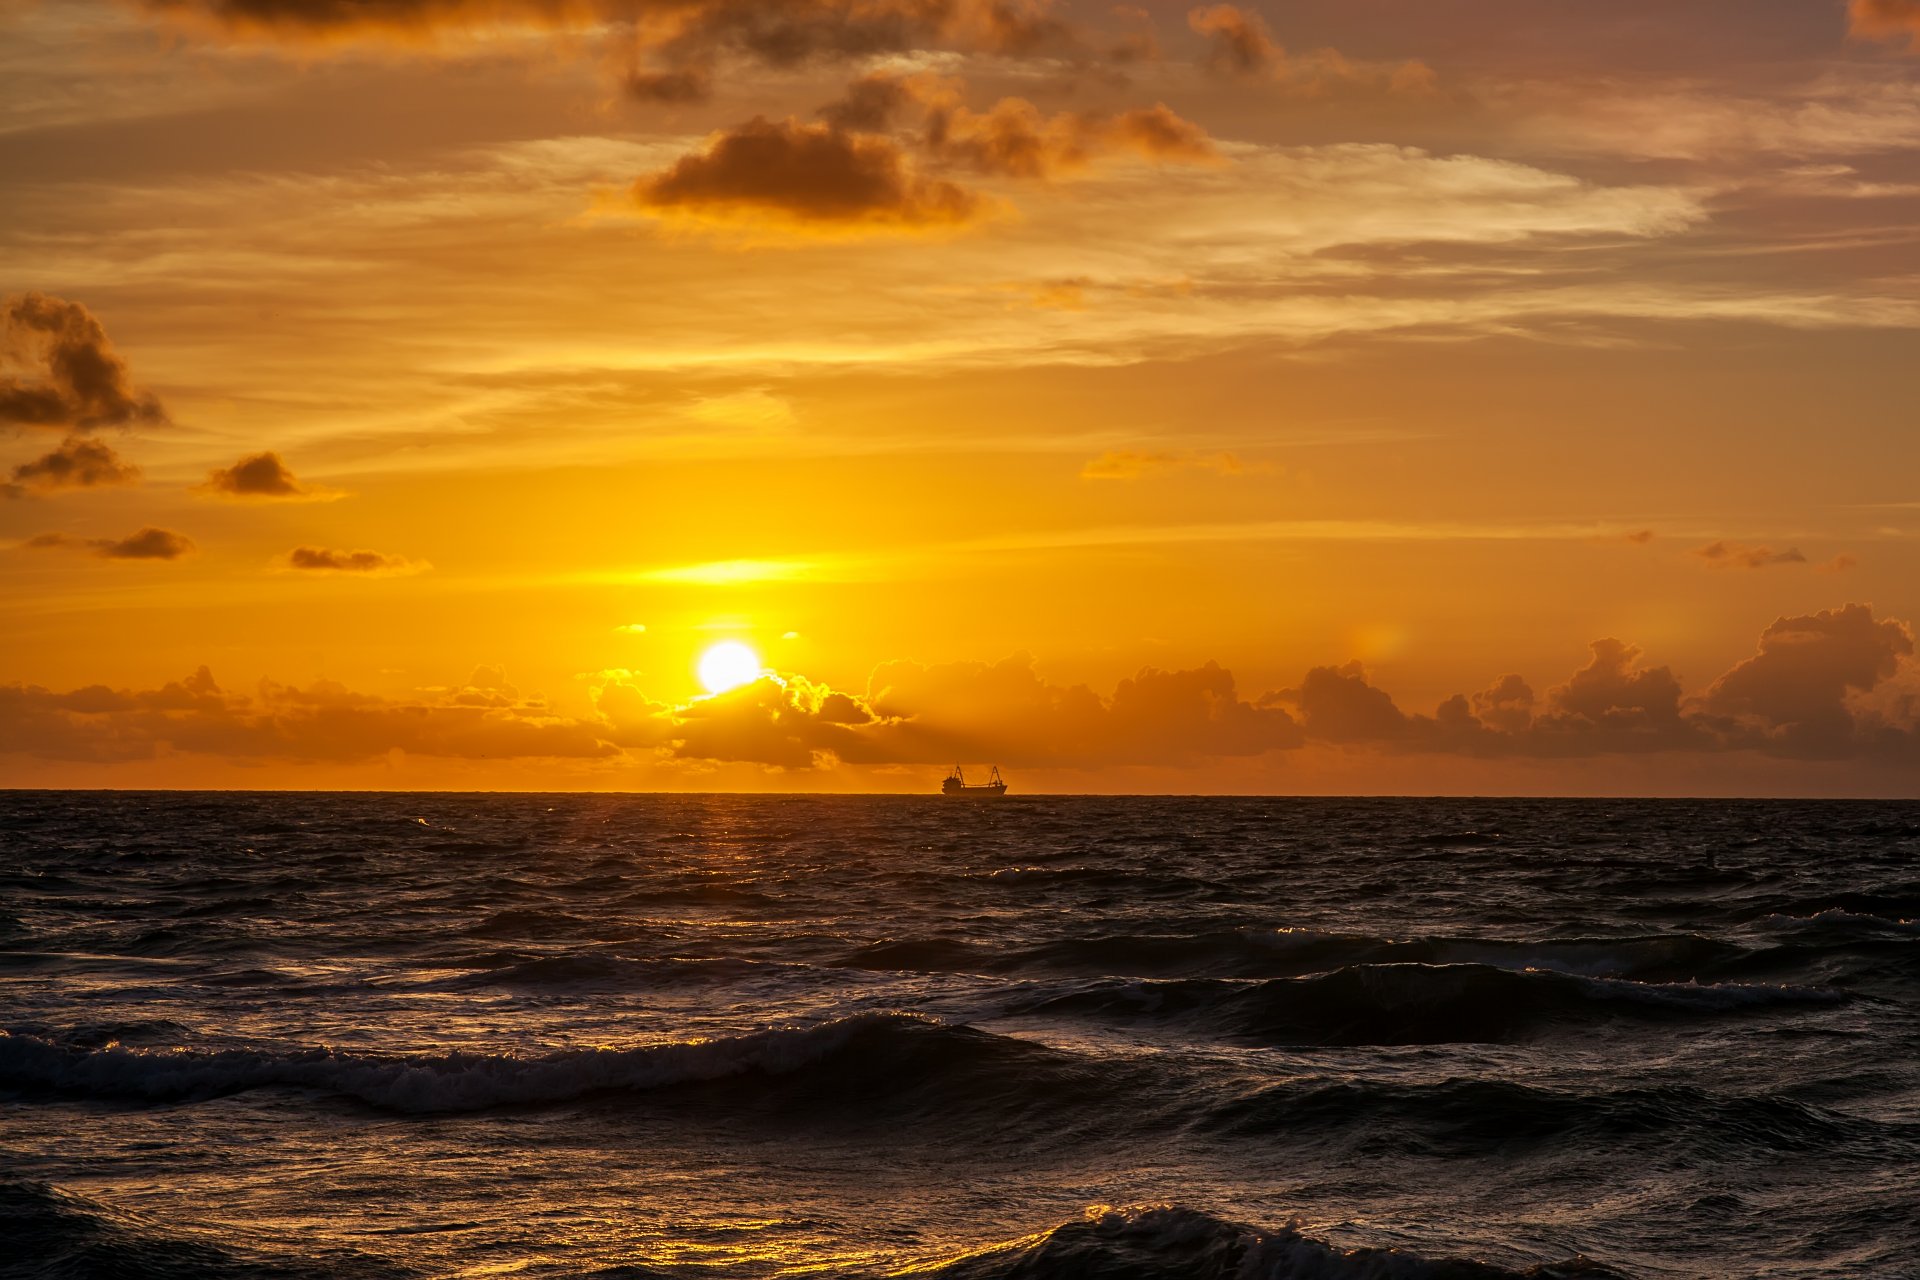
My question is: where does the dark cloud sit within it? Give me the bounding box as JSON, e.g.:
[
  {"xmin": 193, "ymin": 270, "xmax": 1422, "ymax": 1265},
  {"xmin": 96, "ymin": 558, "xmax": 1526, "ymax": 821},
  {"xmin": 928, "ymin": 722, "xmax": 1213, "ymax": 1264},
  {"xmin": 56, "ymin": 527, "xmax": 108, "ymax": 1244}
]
[
  {"xmin": 0, "ymin": 294, "xmax": 166, "ymax": 431},
  {"xmin": 632, "ymin": 116, "xmax": 984, "ymax": 233},
  {"xmin": 1851, "ymin": 0, "xmax": 1920, "ymax": 50},
  {"xmin": 1187, "ymin": 3, "xmax": 1280, "ymax": 76},
  {"xmin": 286, "ymin": 546, "xmax": 426, "ymax": 574},
  {"xmin": 23, "ymin": 527, "xmax": 195, "ymax": 560},
  {"xmin": 1694, "ymin": 541, "xmax": 1807, "ymax": 569},
  {"xmin": 4, "ymin": 436, "xmax": 142, "ymax": 498},
  {"xmin": 198, "ymin": 451, "xmax": 335, "ymax": 500}
]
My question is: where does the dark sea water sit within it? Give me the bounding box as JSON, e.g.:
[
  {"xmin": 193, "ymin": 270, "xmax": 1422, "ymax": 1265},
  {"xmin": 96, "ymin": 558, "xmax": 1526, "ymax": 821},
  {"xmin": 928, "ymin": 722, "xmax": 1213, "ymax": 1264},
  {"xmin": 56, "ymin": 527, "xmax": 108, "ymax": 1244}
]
[{"xmin": 2, "ymin": 794, "xmax": 1918, "ymax": 1280}]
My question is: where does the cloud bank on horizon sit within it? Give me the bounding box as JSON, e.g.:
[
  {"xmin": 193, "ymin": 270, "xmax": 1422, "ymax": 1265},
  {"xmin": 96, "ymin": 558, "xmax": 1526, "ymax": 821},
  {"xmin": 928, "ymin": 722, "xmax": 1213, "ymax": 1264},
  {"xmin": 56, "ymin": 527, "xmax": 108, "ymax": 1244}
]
[{"xmin": 5, "ymin": 606, "xmax": 1914, "ymax": 782}]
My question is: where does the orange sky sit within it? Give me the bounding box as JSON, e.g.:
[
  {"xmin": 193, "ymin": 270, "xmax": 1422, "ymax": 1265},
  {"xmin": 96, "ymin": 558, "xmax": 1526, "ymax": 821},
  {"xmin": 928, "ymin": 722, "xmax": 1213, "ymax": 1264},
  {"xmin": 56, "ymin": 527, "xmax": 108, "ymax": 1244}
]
[{"xmin": 2, "ymin": 0, "xmax": 1918, "ymax": 793}]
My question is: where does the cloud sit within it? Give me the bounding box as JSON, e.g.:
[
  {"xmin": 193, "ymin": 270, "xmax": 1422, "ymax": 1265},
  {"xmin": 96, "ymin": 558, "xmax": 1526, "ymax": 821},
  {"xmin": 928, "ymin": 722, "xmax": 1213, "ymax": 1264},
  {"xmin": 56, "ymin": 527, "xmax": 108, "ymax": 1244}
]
[
  {"xmin": 924, "ymin": 95, "xmax": 1218, "ymax": 178},
  {"xmin": 1702, "ymin": 605, "xmax": 1916, "ymax": 758},
  {"xmin": 196, "ymin": 451, "xmax": 341, "ymax": 501},
  {"xmin": 1851, "ymin": 0, "xmax": 1920, "ymax": 51},
  {"xmin": 0, "ymin": 665, "xmax": 616, "ymax": 764},
  {"xmin": 285, "ymin": 546, "xmax": 428, "ymax": 575},
  {"xmin": 3, "ymin": 436, "xmax": 141, "ymax": 498},
  {"xmin": 1694, "ymin": 541, "xmax": 1808, "ymax": 569},
  {"xmin": 138, "ymin": 0, "xmax": 1084, "ymax": 98},
  {"xmin": 825, "ymin": 75, "xmax": 1219, "ymax": 181},
  {"xmin": 0, "ymin": 294, "xmax": 167, "ymax": 431},
  {"xmin": 1187, "ymin": 3, "xmax": 1280, "ymax": 77},
  {"xmin": 632, "ymin": 116, "xmax": 986, "ymax": 235},
  {"xmin": 24, "ymin": 527, "xmax": 195, "ymax": 560},
  {"xmin": 8, "ymin": 608, "xmax": 1917, "ymax": 773},
  {"xmin": 1081, "ymin": 449, "xmax": 1244, "ymax": 480}
]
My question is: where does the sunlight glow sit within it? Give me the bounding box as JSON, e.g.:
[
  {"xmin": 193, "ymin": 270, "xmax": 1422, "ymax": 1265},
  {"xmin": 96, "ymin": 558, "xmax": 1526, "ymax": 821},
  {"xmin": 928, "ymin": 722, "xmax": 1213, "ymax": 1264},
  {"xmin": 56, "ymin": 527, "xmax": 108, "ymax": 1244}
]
[{"xmin": 698, "ymin": 642, "xmax": 762, "ymax": 695}]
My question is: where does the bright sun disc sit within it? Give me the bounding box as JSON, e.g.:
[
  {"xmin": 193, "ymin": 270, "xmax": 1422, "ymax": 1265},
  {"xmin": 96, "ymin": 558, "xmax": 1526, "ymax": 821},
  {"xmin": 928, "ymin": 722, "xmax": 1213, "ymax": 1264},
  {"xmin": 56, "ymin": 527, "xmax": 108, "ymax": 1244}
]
[{"xmin": 698, "ymin": 642, "xmax": 761, "ymax": 694}]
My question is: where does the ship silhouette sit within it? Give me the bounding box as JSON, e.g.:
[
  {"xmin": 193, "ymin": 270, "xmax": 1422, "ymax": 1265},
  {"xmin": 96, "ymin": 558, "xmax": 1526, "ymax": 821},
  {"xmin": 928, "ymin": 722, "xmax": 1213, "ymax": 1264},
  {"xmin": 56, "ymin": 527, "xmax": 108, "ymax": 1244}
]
[{"xmin": 942, "ymin": 765, "xmax": 1007, "ymax": 796}]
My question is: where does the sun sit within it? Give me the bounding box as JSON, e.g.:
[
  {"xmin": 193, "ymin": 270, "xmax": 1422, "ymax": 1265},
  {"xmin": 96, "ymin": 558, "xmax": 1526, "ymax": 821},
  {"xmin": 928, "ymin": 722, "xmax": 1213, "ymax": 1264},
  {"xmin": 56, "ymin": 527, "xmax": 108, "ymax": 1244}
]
[{"xmin": 698, "ymin": 641, "xmax": 762, "ymax": 695}]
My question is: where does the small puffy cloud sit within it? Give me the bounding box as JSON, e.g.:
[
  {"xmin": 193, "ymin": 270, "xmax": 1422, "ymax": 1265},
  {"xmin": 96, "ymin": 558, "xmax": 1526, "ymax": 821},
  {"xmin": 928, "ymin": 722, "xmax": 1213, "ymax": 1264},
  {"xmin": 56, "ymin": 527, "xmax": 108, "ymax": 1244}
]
[
  {"xmin": 24, "ymin": 527, "xmax": 195, "ymax": 561},
  {"xmin": 632, "ymin": 116, "xmax": 985, "ymax": 236},
  {"xmin": 1818, "ymin": 554, "xmax": 1859, "ymax": 573},
  {"xmin": 1187, "ymin": 3, "xmax": 1281, "ymax": 76},
  {"xmin": 1851, "ymin": 0, "xmax": 1920, "ymax": 51},
  {"xmin": 1694, "ymin": 541, "xmax": 1807, "ymax": 569},
  {"xmin": 0, "ymin": 294, "xmax": 166, "ymax": 431},
  {"xmin": 4, "ymin": 436, "xmax": 141, "ymax": 498},
  {"xmin": 197, "ymin": 451, "xmax": 341, "ymax": 501},
  {"xmin": 614, "ymin": 623, "xmax": 649, "ymax": 635},
  {"xmin": 1081, "ymin": 449, "xmax": 1245, "ymax": 480},
  {"xmin": 285, "ymin": 547, "xmax": 428, "ymax": 575}
]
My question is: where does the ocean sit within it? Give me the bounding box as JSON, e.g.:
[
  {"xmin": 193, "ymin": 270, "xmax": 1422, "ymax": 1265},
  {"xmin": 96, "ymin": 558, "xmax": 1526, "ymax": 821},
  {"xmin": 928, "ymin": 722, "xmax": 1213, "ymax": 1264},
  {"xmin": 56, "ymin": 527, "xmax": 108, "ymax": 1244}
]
[{"xmin": 1, "ymin": 793, "xmax": 1916, "ymax": 1279}]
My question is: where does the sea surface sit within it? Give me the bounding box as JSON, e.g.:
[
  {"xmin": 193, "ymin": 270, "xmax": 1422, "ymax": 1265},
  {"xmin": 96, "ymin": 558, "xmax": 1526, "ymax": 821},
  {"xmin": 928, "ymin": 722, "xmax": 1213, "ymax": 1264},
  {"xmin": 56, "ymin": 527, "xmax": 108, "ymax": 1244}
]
[{"xmin": 2, "ymin": 794, "xmax": 1917, "ymax": 1279}]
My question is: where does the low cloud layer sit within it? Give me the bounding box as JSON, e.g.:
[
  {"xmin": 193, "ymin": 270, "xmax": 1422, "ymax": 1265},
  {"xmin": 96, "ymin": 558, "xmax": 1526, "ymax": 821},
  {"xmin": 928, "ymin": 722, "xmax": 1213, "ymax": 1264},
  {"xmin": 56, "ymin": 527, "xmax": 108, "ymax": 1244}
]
[
  {"xmin": 0, "ymin": 665, "xmax": 612, "ymax": 764},
  {"xmin": 7, "ymin": 605, "xmax": 1915, "ymax": 773},
  {"xmin": 0, "ymin": 294, "xmax": 167, "ymax": 431}
]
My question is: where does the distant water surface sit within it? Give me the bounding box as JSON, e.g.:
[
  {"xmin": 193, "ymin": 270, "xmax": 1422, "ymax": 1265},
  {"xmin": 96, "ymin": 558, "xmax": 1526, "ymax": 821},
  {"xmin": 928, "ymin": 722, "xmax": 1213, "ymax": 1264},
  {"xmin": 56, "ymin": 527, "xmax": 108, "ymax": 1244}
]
[{"xmin": 2, "ymin": 794, "xmax": 1917, "ymax": 1278}]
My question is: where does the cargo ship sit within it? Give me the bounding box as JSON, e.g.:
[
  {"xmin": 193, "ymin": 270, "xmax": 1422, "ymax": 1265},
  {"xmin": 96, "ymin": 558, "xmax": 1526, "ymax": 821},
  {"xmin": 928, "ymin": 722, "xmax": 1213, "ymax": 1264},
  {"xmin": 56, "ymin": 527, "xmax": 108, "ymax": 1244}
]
[{"xmin": 942, "ymin": 765, "xmax": 1007, "ymax": 796}]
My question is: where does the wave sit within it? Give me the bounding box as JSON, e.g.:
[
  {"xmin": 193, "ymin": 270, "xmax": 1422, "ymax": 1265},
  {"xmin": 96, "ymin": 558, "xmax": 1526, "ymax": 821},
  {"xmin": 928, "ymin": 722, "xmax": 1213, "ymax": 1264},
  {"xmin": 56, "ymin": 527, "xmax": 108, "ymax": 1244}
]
[
  {"xmin": 0, "ymin": 1015, "xmax": 1093, "ymax": 1117},
  {"xmin": 834, "ymin": 927, "xmax": 1754, "ymax": 983},
  {"xmin": 1197, "ymin": 1077, "xmax": 1873, "ymax": 1155},
  {"xmin": 0, "ymin": 1179, "xmax": 400, "ymax": 1280},
  {"xmin": 1015, "ymin": 962, "xmax": 1843, "ymax": 1045},
  {"xmin": 440, "ymin": 953, "xmax": 784, "ymax": 990},
  {"xmin": 910, "ymin": 1204, "xmax": 1624, "ymax": 1280}
]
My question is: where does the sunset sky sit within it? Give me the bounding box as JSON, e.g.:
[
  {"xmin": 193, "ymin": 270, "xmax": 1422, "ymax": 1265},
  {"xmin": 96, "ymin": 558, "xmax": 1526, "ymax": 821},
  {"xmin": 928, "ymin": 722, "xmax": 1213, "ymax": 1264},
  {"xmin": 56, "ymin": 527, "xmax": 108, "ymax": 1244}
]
[{"xmin": 3, "ymin": 0, "xmax": 1918, "ymax": 793}]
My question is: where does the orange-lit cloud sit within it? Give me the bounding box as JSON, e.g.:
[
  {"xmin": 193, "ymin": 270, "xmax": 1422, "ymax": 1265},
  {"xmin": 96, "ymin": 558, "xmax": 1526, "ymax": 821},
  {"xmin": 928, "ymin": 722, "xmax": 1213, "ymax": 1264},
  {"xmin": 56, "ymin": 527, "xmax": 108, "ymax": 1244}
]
[
  {"xmin": 1187, "ymin": 3, "xmax": 1280, "ymax": 77},
  {"xmin": 285, "ymin": 546, "xmax": 428, "ymax": 575},
  {"xmin": 0, "ymin": 294, "xmax": 166, "ymax": 431},
  {"xmin": 24, "ymin": 527, "xmax": 196, "ymax": 560},
  {"xmin": 2, "ymin": 436, "xmax": 142, "ymax": 499}
]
